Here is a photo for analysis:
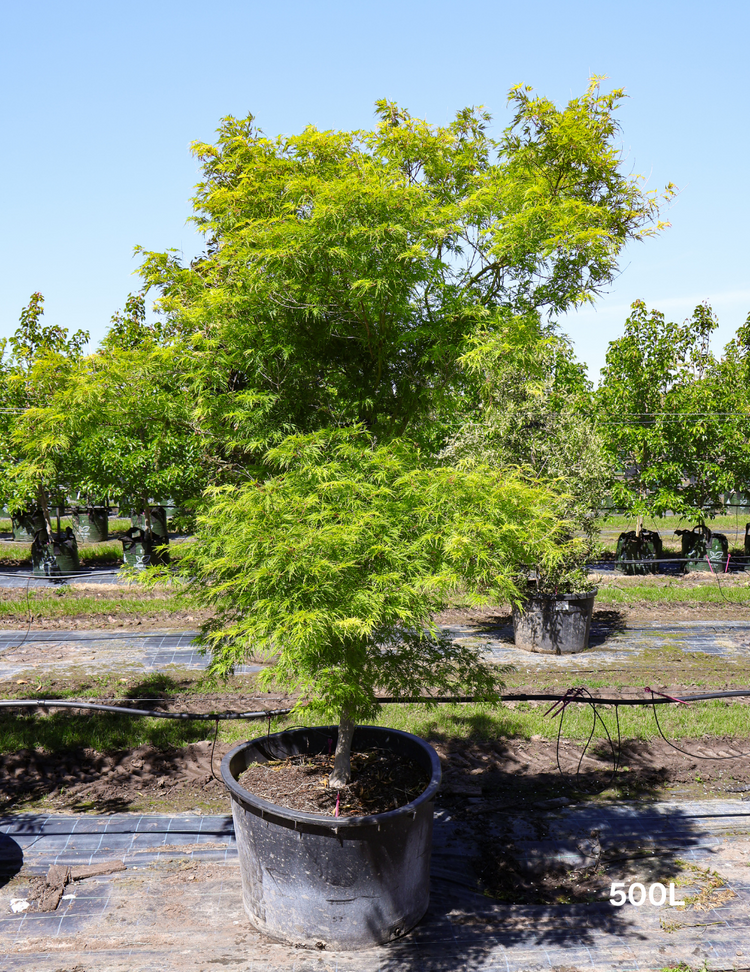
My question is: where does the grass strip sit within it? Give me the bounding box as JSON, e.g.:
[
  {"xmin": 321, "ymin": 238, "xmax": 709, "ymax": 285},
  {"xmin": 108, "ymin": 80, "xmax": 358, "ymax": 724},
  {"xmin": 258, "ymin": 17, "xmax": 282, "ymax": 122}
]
[
  {"xmin": 0, "ymin": 710, "xmax": 211, "ymax": 751},
  {"xmin": 596, "ymin": 582, "xmax": 750, "ymax": 605},
  {"xmin": 0, "ymin": 589, "xmax": 193, "ymax": 620},
  {"xmin": 2, "ymin": 671, "xmax": 258, "ymax": 701},
  {"xmin": 0, "ymin": 698, "xmax": 747, "ymax": 754},
  {"xmin": 247, "ymin": 699, "xmax": 750, "ymax": 749}
]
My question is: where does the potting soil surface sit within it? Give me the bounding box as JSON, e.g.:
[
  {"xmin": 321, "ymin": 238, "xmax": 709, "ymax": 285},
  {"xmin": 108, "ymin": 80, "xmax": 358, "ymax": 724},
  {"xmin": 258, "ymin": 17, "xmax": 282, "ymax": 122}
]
[
  {"xmin": 237, "ymin": 748, "xmax": 430, "ymax": 816},
  {"xmin": 1, "ymin": 799, "xmax": 749, "ymax": 971}
]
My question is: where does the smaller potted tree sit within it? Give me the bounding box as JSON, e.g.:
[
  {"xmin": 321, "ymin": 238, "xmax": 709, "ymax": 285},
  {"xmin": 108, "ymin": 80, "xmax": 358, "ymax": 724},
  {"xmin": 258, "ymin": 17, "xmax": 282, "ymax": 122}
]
[
  {"xmin": 441, "ymin": 314, "xmax": 607, "ymax": 654},
  {"xmin": 510, "ymin": 539, "xmax": 598, "ymax": 655},
  {"xmin": 182, "ymin": 428, "xmax": 565, "ymax": 948}
]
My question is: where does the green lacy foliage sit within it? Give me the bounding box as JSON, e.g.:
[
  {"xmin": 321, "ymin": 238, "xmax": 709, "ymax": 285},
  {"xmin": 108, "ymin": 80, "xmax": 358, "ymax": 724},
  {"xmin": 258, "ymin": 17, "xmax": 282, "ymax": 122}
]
[
  {"xmin": 440, "ymin": 311, "xmax": 608, "ymax": 592},
  {"xmin": 180, "ymin": 428, "xmax": 572, "ymax": 723},
  {"xmin": 137, "ymin": 81, "xmax": 672, "ymax": 471}
]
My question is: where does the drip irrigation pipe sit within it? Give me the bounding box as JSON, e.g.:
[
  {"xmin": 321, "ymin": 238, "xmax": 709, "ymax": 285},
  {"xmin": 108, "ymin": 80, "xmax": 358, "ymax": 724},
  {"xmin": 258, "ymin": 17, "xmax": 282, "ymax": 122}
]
[
  {"xmin": 588, "ymin": 557, "xmax": 744, "ymax": 565},
  {"xmin": 0, "ymin": 569, "xmax": 136, "ymax": 578},
  {"xmin": 1, "ymin": 689, "xmax": 749, "ymax": 720},
  {"xmin": 0, "ymin": 700, "xmax": 294, "ymax": 720}
]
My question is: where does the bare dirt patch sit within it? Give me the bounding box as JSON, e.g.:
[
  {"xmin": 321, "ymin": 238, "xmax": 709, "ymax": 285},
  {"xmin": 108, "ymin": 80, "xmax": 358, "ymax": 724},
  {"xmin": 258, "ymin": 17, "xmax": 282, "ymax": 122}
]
[
  {"xmin": 0, "ymin": 740, "xmax": 233, "ymax": 814},
  {"xmin": 1, "ymin": 731, "xmax": 748, "ymax": 817},
  {"xmin": 0, "ymin": 585, "xmax": 212, "ymax": 630},
  {"xmin": 433, "ymin": 734, "xmax": 750, "ymax": 803}
]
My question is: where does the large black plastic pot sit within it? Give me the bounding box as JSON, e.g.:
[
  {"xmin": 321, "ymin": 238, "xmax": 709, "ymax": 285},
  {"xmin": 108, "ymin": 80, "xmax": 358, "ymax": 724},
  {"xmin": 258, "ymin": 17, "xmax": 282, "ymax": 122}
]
[
  {"xmin": 121, "ymin": 527, "xmax": 170, "ymax": 569},
  {"xmin": 11, "ymin": 509, "xmax": 45, "ymax": 542},
  {"xmin": 130, "ymin": 506, "xmax": 168, "ymax": 539},
  {"xmin": 71, "ymin": 507, "xmax": 109, "ymax": 544},
  {"xmin": 512, "ymin": 589, "xmax": 597, "ymax": 654},
  {"xmin": 679, "ymin": 525, "xmax": 729, "ymax": 573},
  {"xmin": 31, "ymin": 528, "xmax": 80, "ymax": 578},
  {"xmin": 615, "ymin": 529, "xmax": 662, "ymax": 575},
  {"xmin": 221, "ymin": 725, "xmax": 441, "ymax": 950}
]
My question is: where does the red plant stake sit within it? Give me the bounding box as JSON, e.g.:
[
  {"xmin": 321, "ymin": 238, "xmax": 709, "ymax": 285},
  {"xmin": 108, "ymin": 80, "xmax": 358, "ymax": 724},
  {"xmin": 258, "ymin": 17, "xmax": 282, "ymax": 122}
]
[
  {"xmin": 644, "ymin": 686, "xmax": 690, "ymax": 705},
  {"xmin": 335, "ymin": 792, "xmax": 340, "ymax": 817}
]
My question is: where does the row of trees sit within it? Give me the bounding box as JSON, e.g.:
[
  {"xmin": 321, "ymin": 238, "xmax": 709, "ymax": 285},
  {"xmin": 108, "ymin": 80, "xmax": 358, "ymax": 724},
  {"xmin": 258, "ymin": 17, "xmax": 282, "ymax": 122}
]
[
  {"xmin": 4, "ymin": 80, "xmax": 733, "ymax": 779},
  {"xmin": 6, "ymin": 291, "xmax": 746, "ymax": 533},
  {"xmin": 598, "ymin": 299, "xmax": 750, "ymax": 520},
  {"xmin": 0, "ymin": 292, "xmax": 205, "ymax": 531}
]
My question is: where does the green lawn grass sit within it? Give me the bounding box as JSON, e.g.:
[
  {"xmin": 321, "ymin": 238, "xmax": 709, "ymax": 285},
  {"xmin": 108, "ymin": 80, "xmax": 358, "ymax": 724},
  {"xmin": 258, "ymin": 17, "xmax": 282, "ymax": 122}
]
[
  {"xmin": 596, "ymin": 577, "xmax": 750, "ymax": 605},
  {"xmin": 1, "ymin": 698, "xmax": 747, "ymax": 755},
  {"xmin": 0, "ymin": 588, "xmax": 193, "ymax": 621},
  {"xmin": 0, "ymin": 538, "xmax": 185, "ymax": 566},
  {"xmin": 253, "ymin": 698, "xmax": 750, "ymax": 749},
  {"xmin": 0, "ymin": 709, "xmax": 211, "ymax": 751}
]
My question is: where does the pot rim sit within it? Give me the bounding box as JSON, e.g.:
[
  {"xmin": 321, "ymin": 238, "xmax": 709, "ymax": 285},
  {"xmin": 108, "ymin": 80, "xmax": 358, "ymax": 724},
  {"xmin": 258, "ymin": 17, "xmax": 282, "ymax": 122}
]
[
  {"xmin": 518, "ymin": 587, "xmax": 598, "ymax": 602},
  {"xmin": 221, "ymin": 724, "xmax": 442, "ymax": 831}
]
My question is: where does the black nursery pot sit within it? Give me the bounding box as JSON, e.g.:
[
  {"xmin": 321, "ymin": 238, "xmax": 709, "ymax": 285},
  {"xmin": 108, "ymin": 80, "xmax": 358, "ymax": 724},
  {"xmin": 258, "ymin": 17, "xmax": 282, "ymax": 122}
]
[
  {"xmin": 221, "ymin": 725, "xmax": 442, "ymax": 950},
  {"xmin": 512, "ymin": 589, "xmax": 597, "ymax": 654},
  {"xmin": 71, "ymin": 507, "xmax": 109, "ymax": 544}
]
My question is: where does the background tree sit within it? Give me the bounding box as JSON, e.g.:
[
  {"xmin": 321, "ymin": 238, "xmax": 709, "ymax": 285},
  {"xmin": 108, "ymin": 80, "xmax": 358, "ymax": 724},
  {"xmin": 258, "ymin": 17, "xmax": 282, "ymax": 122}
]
[
  {"xmin": 0, "ymin": 293, "xmax": 89, "ymax": 536},
  {"xmin": 440, "ymin": 311, "xmax": 610, "ymax": 590},
  {"xmin": 596, "ymin": 300, "xmax": 750, "ymax": 524},
  {"xmin": 23, "ymin": 295, "xmax": 206, "ymax": 532}
]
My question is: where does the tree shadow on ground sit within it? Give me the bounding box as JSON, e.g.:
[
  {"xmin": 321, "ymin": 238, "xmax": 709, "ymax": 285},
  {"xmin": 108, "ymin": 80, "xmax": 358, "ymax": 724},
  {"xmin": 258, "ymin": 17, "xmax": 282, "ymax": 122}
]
[
  {"xmin": 377, "ymin": 748, "xmax": 712, "ymax": 970},
  {"xmin": 449, "ymin": 607, "xmax": 628, "ymax": 651},
  {"xmin": 123, "ymin": 671, "xmax": 193, "ymax": 700},
  {"xmin": 588, "ymin": 608, "xmax": 628, "ymax": 646},
  {"xmin": 0, "ymin": 833, "xmax": 23, "ymax": 888}
]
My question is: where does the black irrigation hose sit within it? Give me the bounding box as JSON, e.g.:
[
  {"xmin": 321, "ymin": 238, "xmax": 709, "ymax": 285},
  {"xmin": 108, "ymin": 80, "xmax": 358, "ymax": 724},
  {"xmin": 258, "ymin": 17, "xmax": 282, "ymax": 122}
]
[
  {"xmin": 385, "ymin": 691, "xmax": 750, "ymax": 704},
  {"xmin": 588, "ymin": 557, "xmax": 739, "ymax": 565},
  {"xmin": 210, "ymin": 717, "xmax": 220, "ymax": 783},
  {"xmin": 554, "ymin": 688, "xmax": 620, "ymax": 788},
  {"xmin": 3, "ymin": 691, "xmax": 750, "ymax": 787},
  {"xmin": 649, "ymin": 699, "xmax": 750, "ymax": 761},
  {"xmin": 0, "ymin": 699, "xmax": 295, "ymax": 720},
  {"xmin": 1, "ymin": 690, "xmax": 749, "ymax": 717}
]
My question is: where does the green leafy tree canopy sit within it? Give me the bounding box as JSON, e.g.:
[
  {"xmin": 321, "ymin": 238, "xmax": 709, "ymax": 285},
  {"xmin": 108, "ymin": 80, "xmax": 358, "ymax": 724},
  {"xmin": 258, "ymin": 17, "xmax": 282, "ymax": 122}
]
[
  {"xmin": 137, "ymin": 79, "xmax": 674, "ymax": 471},
  {"xmin": 597, "ymin": 300, "xmax": 750, "ymax": 521},
  {"xmin": 182, "ymin": 427, "xmax": 576, "ymax": 784}
]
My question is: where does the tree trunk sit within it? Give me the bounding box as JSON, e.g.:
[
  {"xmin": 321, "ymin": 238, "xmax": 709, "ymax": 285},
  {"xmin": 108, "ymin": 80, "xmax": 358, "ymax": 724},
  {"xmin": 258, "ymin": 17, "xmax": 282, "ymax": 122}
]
[
  {"xmin": 37, "ymin": 484, "xmax": 54, "ymax": 541},
  {"xmin": 636, "ymin": 514, "xmax": 643, "ymax": 537},
  {"xmin": 328, "ymin": 713, "xmax": 356, "ymax": 788}
]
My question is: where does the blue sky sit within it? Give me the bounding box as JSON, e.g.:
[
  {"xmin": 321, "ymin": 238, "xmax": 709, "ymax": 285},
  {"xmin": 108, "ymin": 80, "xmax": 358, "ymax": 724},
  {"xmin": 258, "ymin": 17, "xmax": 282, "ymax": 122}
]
[{"xmin": 1, "ymin": 0, "xmax": 747, "ymax": 380}]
